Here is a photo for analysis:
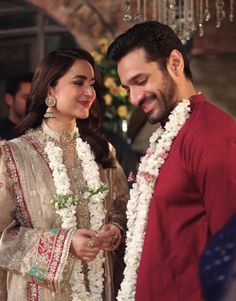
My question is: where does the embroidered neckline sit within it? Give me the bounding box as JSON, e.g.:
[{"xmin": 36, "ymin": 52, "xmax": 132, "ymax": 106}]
[
  {"xmin": 117, "ymin": 99, "xmax": 191, "ymax": 301},
  {"xmin": 42, "ymin": 120, "xmax": 79, "ymax": 150}
]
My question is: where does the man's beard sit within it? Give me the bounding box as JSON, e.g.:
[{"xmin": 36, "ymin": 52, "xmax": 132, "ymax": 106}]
[{"xmin": 139, "ymin": 76, "xmax": 177, "ymax": 124}]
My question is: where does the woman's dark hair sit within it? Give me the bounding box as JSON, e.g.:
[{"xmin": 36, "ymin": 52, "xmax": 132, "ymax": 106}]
[
  {"xmin": 107, "ymin": 21, "xmax": 192, "ymax": 80},
  {"xmin": 16, "ymin": 48, "xmax": 114, "ymax": 168}
]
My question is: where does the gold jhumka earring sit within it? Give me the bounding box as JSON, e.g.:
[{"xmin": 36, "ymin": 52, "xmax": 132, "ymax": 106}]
[{"xmin": 44, "ymin": 96, "xmax": 56, "ymax": 118}]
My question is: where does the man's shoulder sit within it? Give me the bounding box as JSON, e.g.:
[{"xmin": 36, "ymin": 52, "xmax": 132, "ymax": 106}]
[
  {"xmin": 193, "ymin": 96, "xmax": 235, "ymax": 125},
  {"xmin": 178, "ymin": 97, "xmax": 235, "ymax": 150},
  {"xmin": 189, "ymin": 97, "xmax": 235, "ymax": 135}
]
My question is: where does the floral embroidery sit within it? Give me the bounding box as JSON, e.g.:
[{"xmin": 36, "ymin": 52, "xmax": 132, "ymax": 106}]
[
  {"xmin": 26, "ymin": 283, "xmax": 39, "ymax": 301},
  {"xmin": 28, "ymin": 266, "xmax": 45, "ymax": 281},
  {"xmin": 24, "ymin": 229, "xmax": 70, "ymax": 292},
  {"xmin": 117, "ymin": 99, "xmax": 191, "ymax": 301}
]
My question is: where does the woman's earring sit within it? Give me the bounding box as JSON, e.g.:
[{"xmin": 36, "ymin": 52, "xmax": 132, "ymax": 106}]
[{"xmin": 44, "ymin": 96, "xmax": 56, "ymax": 118}]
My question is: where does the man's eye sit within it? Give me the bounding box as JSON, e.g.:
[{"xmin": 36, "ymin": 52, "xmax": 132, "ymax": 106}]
[
  {"xmin": 124, "ymin": 87, "xmax": 130, "ymax": 94},
  {"xmin": 73, "ymin": 81, "xmax": 83, "ymax": 86},
  {"xmin": 137, "ymin": 79, "xmax": 147, "ymax": 85}
]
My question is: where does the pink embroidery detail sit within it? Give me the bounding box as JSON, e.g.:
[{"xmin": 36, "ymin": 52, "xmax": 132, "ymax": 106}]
[
  {"xmin": 26, "ymin": 282, "xmax": 39, "ymax": 301},
  {"xmin": 22, "ymin": 136, "xmax": 51, "ymax": 172},
  {"xmin": 38, "ymin": 238, "xmax": 53, "ymax": 263},
  {"xmin": 47, "ymin": 229, "xmax": 68, "ymax": 291}
]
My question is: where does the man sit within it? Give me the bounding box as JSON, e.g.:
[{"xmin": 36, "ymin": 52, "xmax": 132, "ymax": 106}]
[
  {"xmin": 107, "ymin": 21, "xmax": 236, "ymax": 301},
  {"xmin": 0, "ymin": 73, "xmax": 33, "ymax": 140}
]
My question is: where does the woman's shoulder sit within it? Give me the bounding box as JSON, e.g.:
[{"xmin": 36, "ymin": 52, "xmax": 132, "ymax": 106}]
[{"xmin": 0, "ymin": 134, "xmax": 33, "ymax": 160}]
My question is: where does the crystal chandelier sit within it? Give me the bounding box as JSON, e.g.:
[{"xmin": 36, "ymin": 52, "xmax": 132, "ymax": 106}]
[{"xmin": 122, "ymin": 0, "xmax": 234, "ymax": 43}]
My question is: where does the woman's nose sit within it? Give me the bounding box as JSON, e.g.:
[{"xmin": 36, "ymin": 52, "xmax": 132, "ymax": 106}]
[{"xmin": 84, "ymin": 85, "xmax": 95, "ymax": 97}]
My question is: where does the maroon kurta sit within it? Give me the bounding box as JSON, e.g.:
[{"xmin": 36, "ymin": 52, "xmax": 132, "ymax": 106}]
[{"xmin": 135, "ymin": 94, "xmax": 236, "ymax": 301}]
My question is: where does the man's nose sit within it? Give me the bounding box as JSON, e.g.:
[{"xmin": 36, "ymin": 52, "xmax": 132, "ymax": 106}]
[{"xmin": 129, "ymin": 88, "xmax": 143, "ymax": 106}]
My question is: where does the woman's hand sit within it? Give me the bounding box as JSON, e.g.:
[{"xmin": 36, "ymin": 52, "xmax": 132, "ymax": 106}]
[
  {"xmin": 95, "ymin": 224, "xmax": 122, "ymax": 251},
  {"xmin": 70, "ymin": 229, "xmax": 101, "ymax": 262}
]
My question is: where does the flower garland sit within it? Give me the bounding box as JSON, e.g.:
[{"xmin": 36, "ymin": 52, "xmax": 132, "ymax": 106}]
[
  {"xmin": 117, "ymin": 99, "xmax": 191, "ymax": 301},
  {"xmin": 45, "ymin": 134, "xmax": 108, "ymax": 301}
]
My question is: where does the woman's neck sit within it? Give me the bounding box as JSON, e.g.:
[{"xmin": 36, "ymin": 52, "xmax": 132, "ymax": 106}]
[{"xmin": 44, "ymin": 118, "xmax": 77, "ymax": 132}]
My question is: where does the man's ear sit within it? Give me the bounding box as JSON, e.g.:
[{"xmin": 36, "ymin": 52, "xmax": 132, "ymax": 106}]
[
  {"xmin": 166, "ymin": 49, "xmax": 184, "ymax": 77},
  {"xmin": 4, "ymin": 93, "xmax": 14, "ymax": 107}
]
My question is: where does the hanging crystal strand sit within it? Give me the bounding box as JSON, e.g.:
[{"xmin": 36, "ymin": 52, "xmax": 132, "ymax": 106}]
[
  {"xmin": 123, "ymin": 0, "xmax": 132, "ymax": 21},
  {"xmin": 152, "ymin": 0, "xmax": 157, "ymax": 20},
  {"xmin": 134, "ymin": 0, "xmax": 142, "ymax": 21},
  {"xmin": 229, "ymin": 0, "xmax": 234, "ymax": 21},
  {"xmin": 183, "ymin": 0, "xmax": 191, "ymax": 42},
  {"xmin": 198, "ymin": 0, "xmax": 204, "ymax": 36},
  {"xmin": 177, "ymin": 0, "xmax": 184, "ymax": 43},
  {"xmin": 203, "ymin": 0, "xmax": 211, "ymax": 21},
  {"xmin": 216, "ymin": 0, "xmax": 226, "ymax": 28},
  {"xmin": 143, "ymin": 0, "xmax": 147, "ymax": 21},
  {"xmin": 168, "ymin": 0, "xmax": 176, "ymax": 31},
  {"xmin": 189, "ymin": 0, "xmax": 196, "ymax": 32},
  {"xmin": 158, "ymin": 0, "xmax": 162, "ymax": 22},
  {"xmin": 161, "ymin": 0, "xmax": 168, "ymax": 25}
]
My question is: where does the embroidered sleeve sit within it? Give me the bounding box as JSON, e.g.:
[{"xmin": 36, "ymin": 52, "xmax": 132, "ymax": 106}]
[
  {"xmin": 0, "ymin": 224, "xmax": 75, "ymax": 293},
  {"xmin": 0, "ymin": 145, "xmax": 15, "ymax": 300},
  {"xmin": 0, "ymin": 145, "xmax": 75, "ymax": 293}
]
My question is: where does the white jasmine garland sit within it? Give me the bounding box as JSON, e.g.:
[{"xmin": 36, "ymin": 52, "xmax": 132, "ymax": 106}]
[
  {"xmin": 45, "ymin": 135, "xmax": 108, "ymax": 301},
  {"xmin": 117, "ymin": 99, "xmax": 191, "ymax": 301}
]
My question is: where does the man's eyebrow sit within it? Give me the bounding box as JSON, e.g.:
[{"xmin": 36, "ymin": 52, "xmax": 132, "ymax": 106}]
[
  {"xmin": 128, "ymin": 73, "xmax": 144, "ymax": 83},
  {"xmin": 122, "ymin": 73, "xmax": 146, "ymax": 87}
]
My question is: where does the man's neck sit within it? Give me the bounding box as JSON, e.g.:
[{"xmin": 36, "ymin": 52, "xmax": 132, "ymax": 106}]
[{"xmin": 177, "ymin": 79, "xmax": 197, "ymax": 101}]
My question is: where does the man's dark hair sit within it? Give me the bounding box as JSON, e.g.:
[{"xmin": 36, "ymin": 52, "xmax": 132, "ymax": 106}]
[
  {"xmin": 5, "ymin": 73, "xmax": 34, "ymax": 97},
  {"xmin": 107, "ymin": 21, "xmax": 192, "ymax": 80}
]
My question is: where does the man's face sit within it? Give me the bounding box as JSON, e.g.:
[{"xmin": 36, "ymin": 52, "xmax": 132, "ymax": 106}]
[
  {"xmin": 117, "ymin": 48, "xmax": 178, "ymax": 124},
  {"xmin": 12, "ymin": 81, "xmax": 31, "ymax": 119}
]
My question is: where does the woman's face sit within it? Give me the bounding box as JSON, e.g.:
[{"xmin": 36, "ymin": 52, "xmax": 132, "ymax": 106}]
[{"xmin": 49, "ymin": 59, "xmax": 96, "ymax": 121}]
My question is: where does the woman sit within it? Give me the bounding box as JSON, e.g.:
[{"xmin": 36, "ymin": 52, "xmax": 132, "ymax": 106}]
[{"xmin": 0, "ymin": 48, "xmax": 129, "ymax": 301}]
